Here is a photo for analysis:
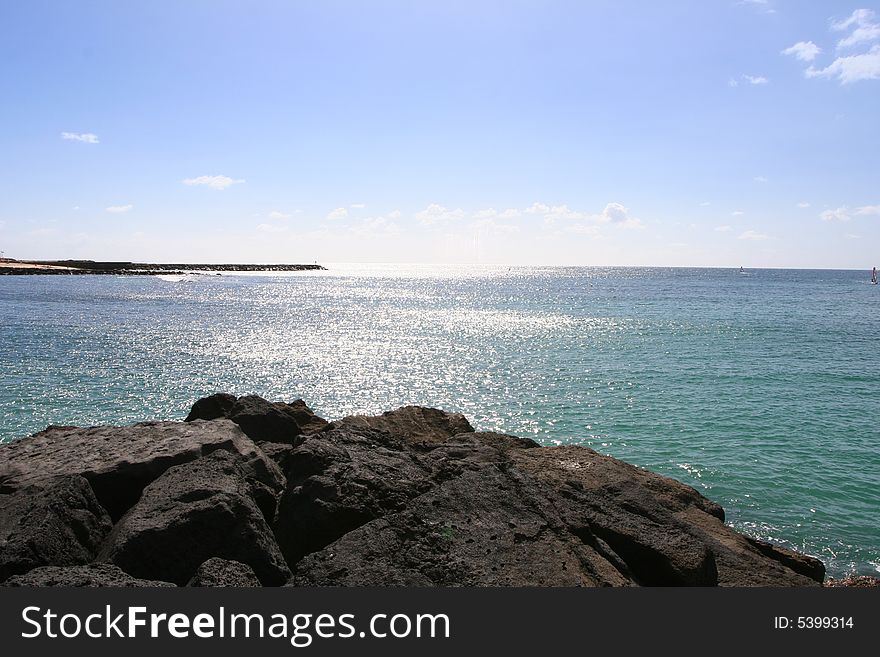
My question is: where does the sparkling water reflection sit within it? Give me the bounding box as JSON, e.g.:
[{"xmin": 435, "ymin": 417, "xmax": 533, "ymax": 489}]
[{"xmin": 1, "ymin": 264, "xmax": 878, "ymax": 577}]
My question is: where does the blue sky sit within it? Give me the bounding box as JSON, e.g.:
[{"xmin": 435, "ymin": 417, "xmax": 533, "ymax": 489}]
[{"xmin": 1, "ymin": 0, "xmax": 879, "ymax": 267}]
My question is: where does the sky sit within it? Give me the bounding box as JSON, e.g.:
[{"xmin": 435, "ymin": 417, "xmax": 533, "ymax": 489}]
[{"xmin": 1, "ymin": 0, "xmax": 879, "ymax": 268}]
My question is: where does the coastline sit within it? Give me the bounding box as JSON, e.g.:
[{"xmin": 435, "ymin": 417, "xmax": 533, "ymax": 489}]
[
  {"xmin": 0, "ymin": 259, "xmax": 326, "ymax": 276},
  {"xmin": 0, "ymin": 394, "xmax": 846, "ymax": 588}
]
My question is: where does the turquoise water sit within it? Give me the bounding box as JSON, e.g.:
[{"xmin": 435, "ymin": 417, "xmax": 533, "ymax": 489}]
[{"xmin": 1, "ymin": 264, "xmax": 878, "ymax": 577}]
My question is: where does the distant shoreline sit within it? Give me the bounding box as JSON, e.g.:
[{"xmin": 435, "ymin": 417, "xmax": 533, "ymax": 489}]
[{"xmin": 0, "ymin": 259, "xmax": 326, "ymax": 275}]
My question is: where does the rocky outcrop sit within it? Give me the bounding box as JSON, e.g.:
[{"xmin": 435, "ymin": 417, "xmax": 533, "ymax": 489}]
[
  {"xmin": 0, "ymin": 419, "xmax": 276, "ymax": 520},
  {"xmin": 329, "ymin": 405, "xmax": 474, "ymax": 447},
  {"xmin": 291, "ymin": 458, "xmax": 635, "ymax": 586},
  {"xmin": 99, "ymin": 451, "xmax": 289, "ymax": 586},
  {"xmin": 187, "ymin": 558, "xmax": 262, "ymax": 587},
  {"xmin": 3, "ymin": 564, "xmax": 175, "ymax": 587},
  {"xmin": 0, "ymin": 476, "xmax": 112, "ymax": 581},
  {"xmin": 288, "ymin": 429, "xmax": 824, "ymax": 587},
  {"xmin": 0, "ymin": 395, "xmax": 827, "ymax": 587},
  {"xmin": 186, "ymin": 394, "xmax": 328, "ymax": 443},
  {"xmin": 505, "ymin": 446, "xmax": 818, "ymax": 586}
]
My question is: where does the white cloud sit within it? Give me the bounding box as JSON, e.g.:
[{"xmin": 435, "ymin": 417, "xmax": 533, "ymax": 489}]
[
  {"xmin": 730, "ymin": 74, "xmax": 768, "ymax": 86},
  {"xmin": 524, "ymin": 201, "xmax": 641, "ymax": 230},
  {"xmin": 737, "ymin": 0, "xmax": 776, "ymax": 14},
  {"xmin": 351, "ymin": 212, "xmax": 401, "ymax": 237},
  {"xmin": 599, "ymin": 202, "xmax": 641, "ymax": 227},
  {"xmin": 806, "ymin": 44, "xmax": 880, "ymax": 83},
  {"xmin": 796, "ymin": 201, "xmax": 810, "ymax": 208},
  {"xmin": 326, "ymin": 207, "xmax": 349, "ymax": 221},
  {"xmin": 832, "ymin": 8, "xmax": 873, "ymax": 31},
  {"xmin": 732, "ymin": 210, "xmax": 745, "ymax": 216},
  {"xmin": 61, "ymin": 132, "xmax": 99, "ymax": 144},
  {"xmin": 268, "ymin": 210, "xmax": 291, "ymax": 220},
  {"xmin": 754, "ymin": 176, "xmax": 768, "ymax": 183},
  {"xmin": 715, "ymin": 225, "xmax": 732, "ymax": 232},
  {"xmin": 105, "ymin": 204, "xmax": 133, "ymax": 214},
  {"xmin": 739, "ymin": 230, "xmax": 769, "ymax": 241},
  {"xmin": 524, "ymin": 202, "xmax": 551, "ymax": 215},
  {"xmin": 350, "ymin": 203, "xmax": 366, "ymax": 209},
  {"xmin": 182, "ymin": 175, "xmax": 245, "ymax": 190},
  {"xmin": 832, "ymin": 9, "xmax": 880, "ymax": 49},
  {"xmin": 820, "ymin": 207, "xmax": 851, "ymax": 222},
  {"xmin": 845, "ymin": 233, "xmax": 862, "ymax": 239},
  {"xmin": 527, "ymin": 203, "xmax": 587, "ymax": 221},
  {"xmin": 415, "ymin": 203, "xmax": 465, "ymax": 226},
  {"xmin": 782, "ymin": 41, "xmax": 821, "ymax": 62},
  {"xmin": 699, "ymin": 201, "xmax": 711, "ymax": 207},
  {"xmin": 800, "ymin": 11, "xmax": 880, "ymax": 83},
  {"xmin": 472, "ymin": 207, "xmax": 522, "ymax": 220},
  {"xmin": 817, "ymin": 204, "xmax": 880, "ymax": 221}
]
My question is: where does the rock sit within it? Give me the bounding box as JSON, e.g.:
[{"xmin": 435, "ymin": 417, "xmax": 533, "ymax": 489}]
[
  {"xmin": 274, "ymin": 427, "xmax": 434, "ymax": 565},
  {"xmin": 257, "ymin": 441, "xmax": 299, "ymax": 475},
  {"xmin": 328, "ymin": 405, "xmax": 474, "ymax": 448},
  {"xmin": 507, "ymin": 446, "xmax": 822, "ymax": 586},
  {"xmin": 291, "ymin": 425, "xmax": 822, "ymax": 587},
  {"xmin": 275, "ymin": 430, "xmax": 540, "ymax": 567},
  {"xmin": 99, "ymin": 451, "xmax": 290, "ymax": 586},
  {"xmin": 187, "ymin": 558, "xmax": 261, "ymax": 587},
  {"xmin": 2, "ymin": 397, "xmax": 826, "ymax": 588},
  {"xmin": 0, "ymin": 419, "xmax": 279, "ymax": 520},
  {"xmin": 292, "ymin": 464, "xmax": 633, "ymax": 586},
  {"xmin": 186, "ymin": 394, "xmax": 328, "ymax": 443},
  {"xmin": 745, "ymin": 536, "xmax": 826, "ymax": 583},
  {"xmin": 185, "ymin": 393, "xmax": 237, "ymax": 422},
  {"xmin": 0, "ymin": 476, "xmax": 112, "ymax": 582},
  {"xmin": 3, "ymin": 563, "xmax": 175, "ymax": 587}
]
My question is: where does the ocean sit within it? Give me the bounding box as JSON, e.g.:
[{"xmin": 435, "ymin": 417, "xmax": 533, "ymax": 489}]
[{"xmin": 1, "ymin": 264, "xmax": 878, "ymax": 577}]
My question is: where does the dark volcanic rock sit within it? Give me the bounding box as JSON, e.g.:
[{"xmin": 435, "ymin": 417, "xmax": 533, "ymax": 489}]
[
  {"xmin": 507, "ymin": 446, "xmax": 822, "ymax": 586},
  {"xmin": 329, "ymin": 405, "xmax": 474, "ymax": 448},
  {"xmin": 745, "ymin": 536, "xmax": 826, "ymax": 583},
  {"xmin": 275, "ymin": 430, "xmax": 537, "ymax": 567},
  {"xmin": 0, "ymin": 419, "xmax": 278, "ymax": 520},
  {"xmin": 291, "ymin": 426, "xmax": 822, "ymax": 587},
  {"xmin": 257, "ymin": 441, "xmax": 299, "ymax": 474},
  {"xmin": 99, "ymin": 451, "xmax": 290, "ymax": 586},
  {"xmin": 0, "ymin": 476, "xmax": 112, "ymax": 582},
  {"xmin": 3, "ymin": 564, "xmax": 175, "ymax": 587},
  {"xmin": 185, "ymin": 393, "xmax": 237, "ymax": 422},
  {"xmin": 291, "ymin": 464, "xmax": 633, "ymax": 586},
  {"xmin": 274, "ymin": 427, "xmax": 435, "ymax": 564},
  {"xmin": 187, "ymin": 558, "xmax": 262, "ymax": 587},
  {"xmin": 2, "ymin": 396, "xmax": 825, "ymax": 588},
  {"xmin": 186, "ymin": 394, "xmax": 328, "ymax": 443}
]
